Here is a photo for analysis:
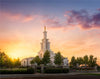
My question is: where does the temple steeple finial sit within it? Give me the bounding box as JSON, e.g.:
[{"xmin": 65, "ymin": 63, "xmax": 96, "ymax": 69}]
[{"xmin": 44, "ymin": 26, "xmax": 46, "ymax": 31}]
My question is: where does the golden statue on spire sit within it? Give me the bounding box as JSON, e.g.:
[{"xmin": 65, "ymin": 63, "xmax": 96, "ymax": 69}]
[{"xmin": 44, "ymin": 26, "xmax": 46, "ymax": 31}]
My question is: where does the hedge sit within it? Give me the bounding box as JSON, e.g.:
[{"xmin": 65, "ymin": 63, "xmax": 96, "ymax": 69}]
[
  {"xmin": 44, "ymin": 68, "xmax": 69, "ymax": 73},
  {"xmin": 0, "ymin": 68, "xmax": 34, "ymax": 74}
]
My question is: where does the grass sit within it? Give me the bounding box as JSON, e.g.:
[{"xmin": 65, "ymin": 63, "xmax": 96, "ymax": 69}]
[
  {"xmin": 0, "ymin": 68, "xmax": 34, "ymax": 74},
  {"xmin": 0, "ymin": 68, "xmax": 27, "ymax": 70},
  {"xmin": 81, "ymin": 73, "xmax": 100, "ymax": 76}
]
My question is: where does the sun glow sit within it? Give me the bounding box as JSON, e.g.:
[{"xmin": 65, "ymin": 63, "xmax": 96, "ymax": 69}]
[{"xmin": 5, "ymin": 43, "xmax": 38, "ymax": 60}]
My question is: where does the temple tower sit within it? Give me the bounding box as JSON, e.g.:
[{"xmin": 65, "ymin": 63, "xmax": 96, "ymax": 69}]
[{"xmin": 38, "ymin": 26, "xmax": 50, "ymax": 58}]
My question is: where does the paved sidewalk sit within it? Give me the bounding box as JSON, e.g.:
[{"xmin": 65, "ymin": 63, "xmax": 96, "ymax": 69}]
[{"xmin": 0, "ymin": 72, "xmax": 100, "ymax": 78}]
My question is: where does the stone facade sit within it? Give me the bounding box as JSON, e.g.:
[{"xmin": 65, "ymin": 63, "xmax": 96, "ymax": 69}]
[
  {"xmin": 21, "ymin": 57, "xmax": 34, "ymax": 66},
  {"xmin": 63, "ymin": 58, "xmax": 69, "ymax": 67}
]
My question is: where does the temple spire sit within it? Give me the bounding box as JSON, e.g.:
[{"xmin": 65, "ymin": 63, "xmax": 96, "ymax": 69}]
[
  {"xmin": 43, "ymin": 26, "xmax": 47, "ymax": 39},
  {"xmin": 44, "ymin": 26, "xmax": 46, "ymax": 31}
]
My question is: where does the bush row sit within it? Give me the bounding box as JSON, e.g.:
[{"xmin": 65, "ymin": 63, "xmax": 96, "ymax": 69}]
[
  {"xmin": 71, "ymin": 67, "xmax": 94, "ymax": 70},
  {"xmin": 44, "ymin": 68, "xmax": 69, "ymax": 73},
  {"xmin": 0, "ymin": 68, "xmax": 34, "ymax": 74}
]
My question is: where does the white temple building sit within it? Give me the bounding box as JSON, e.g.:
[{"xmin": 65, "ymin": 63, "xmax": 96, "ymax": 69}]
[
  {"xmin": 38, "ymin": 26, "xmax": 68, "ymax": 66},
  {"xmin": 21, "ymin": 57, "xmax": 34, "ymax": 66},
  {"xmin": 38, "ymin": 26, "xmax": 55, "ymax": 64},
  {"xmin": 21, "ymin": 26, "xmax": 69, "ymax": 67}
]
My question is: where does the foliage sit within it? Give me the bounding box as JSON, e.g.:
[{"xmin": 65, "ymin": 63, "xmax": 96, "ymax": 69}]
[
  {"xmin": 88, "ymin": 55, "xmax": 97, "ymax": 67},
  {"xmin": 44, "ymin": 68, "xmax": 69, "ymax": 73},
  {"xmin": 70, "ymin": 56, "xmax": 76, "ymax": 67},
  {"xmin": 27, "ymin": 67, "xmax": 35, "ymax": 73},
  {"xmin": 0, "ymin": 51, "xmax": 9, "ymax": 67},
  {"xmin": 0, "ymin": 51, "xmax": 21, "ymax": 68},
  {"xmin": 42, "ymin": 50, "xmax": 50, "ymax": 65},
  {"xmin": 54, "ymin": 52, "xmax": 63, "ymax": 65},
  {"xmin": 31, "ymin": 56, "xmax": 41, "ymax": 65},
  {"xmin": 83, "ymin": 55, "xmax": 89, "ymax": 67},
  {"xmin": 70, "ymin": 55, "xmax": 97, "ymax": 68},
  {"xmin": 76, "ymin": 57, "xmax": 83, "ymax": 65},
  {"xmin": 0, "ymin": 68, "xmax": 34, "ymax": 74}
]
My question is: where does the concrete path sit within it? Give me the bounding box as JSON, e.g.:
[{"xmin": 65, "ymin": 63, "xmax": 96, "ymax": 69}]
[{"xmin": 0, "ymin": 72, "xmax": 100, "ymax": 78}]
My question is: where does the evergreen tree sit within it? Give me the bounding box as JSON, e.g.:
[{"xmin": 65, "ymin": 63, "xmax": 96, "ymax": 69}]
[
  {"xmin": 42, "ymin": 50, "xmax": 50, "ymax": 65},
  {"xmin": 54, "ymin": 52, "xmax": 63, "ymax": 65}
]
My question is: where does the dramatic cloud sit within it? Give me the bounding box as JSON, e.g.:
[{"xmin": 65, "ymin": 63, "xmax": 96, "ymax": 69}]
[
  {"xmin": 65, "ymin": 10, "xmax": 100, "ymax": 30},
  {"xmin": 40, "ymin": 9, "xmax": 100, "ymax": 30},
  {"xmin": 1, "ymin": 10, "xmax": 100, "ymax": 31}
]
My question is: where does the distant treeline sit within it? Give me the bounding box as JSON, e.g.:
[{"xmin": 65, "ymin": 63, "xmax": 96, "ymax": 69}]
[{"xmin": 70, "ymin": 55, "xmax": 97, "ymax": 68}]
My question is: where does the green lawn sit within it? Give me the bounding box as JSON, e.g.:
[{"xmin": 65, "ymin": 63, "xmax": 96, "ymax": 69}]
[
  {"xmin": 0, "ymin": 68, "xmax": 27, "ymax": 70},
  {"xmin": 82, "ymin": 73, "xmax": 100, "ymax": 76}
]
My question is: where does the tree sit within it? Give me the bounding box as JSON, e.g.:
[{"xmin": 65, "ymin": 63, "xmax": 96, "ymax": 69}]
[
  {"xmin": 70, "ymin": 56, "xmax": 76, "ymax": 67},
  {"xmin": 42, "ymin": 50, "xmax": 50, "ymax": 65},
  {"xmin": 54, "ymin": 52, "xmax": 63, "ymax": 65},
  {"xmin": 83, "ymin": 55, "xmax": 88, "ymax": 67},
  {"xmin": 14, "ymin": 58, "xmax": 21, "ymax": 67},
  {"xmin": 6, "ymin": 58, "xmax": 13, "ymax": 68},
  {"xmin": 0, "ymin": 51, "xmax": 10, "ymax": 67},
  {"xmin": 70, "ymin": 55, "xmax": 97, "ymax": 68},
  {"xmin": 88, "ymin": 55, "xmax": 97, "ymax": 67},
  {"xmin": 0, "ymin": 51, "xmax": 21, "ymax": 68},
  {"xmin": 76, "ymin": 57, "xmax": 83, "ymax": 65},
  {"xmin": 31, "ymin": 56, "xmax": 41, "ymax": 65}
]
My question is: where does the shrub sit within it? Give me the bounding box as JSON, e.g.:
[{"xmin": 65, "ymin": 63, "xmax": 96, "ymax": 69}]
[
  {"xmin": 44, "ymin": 68, "xmax": 69, "ymax": 73},
  {"xmin": 0, "ymin": 68, "xmax": 34, "ymax": 74},
  {"xmin": 27, "ymin": 67, "xmax": 35, "ymax": 74}
]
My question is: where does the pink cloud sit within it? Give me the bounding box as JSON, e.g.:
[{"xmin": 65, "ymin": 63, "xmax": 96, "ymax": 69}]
[
  {"xmin": 0, "ymin": 11, "xmax": 35, "ymax": 23},
  {"xmin": 0, "ymin": 11, "xmax": 21, "ymax": 21},
  {"xmin": 41, "ymin": 16, "xmax": 67, "ymax": 30},
  {"xmin": 1, "ymin": 9, "xmax": 100, "ymax": 31},
  {"xmin": 22, "ymin": 15, "xmax": 33, "ymax": 22}
]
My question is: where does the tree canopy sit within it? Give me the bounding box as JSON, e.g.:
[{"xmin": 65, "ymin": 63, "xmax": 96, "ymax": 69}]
[
  {"xmin": 31, "ymin": 56, "xmax": 41, "ymax": 65},
  {"xmin": 70, "ymin": 56, "xmax": 76, "ymax": 67},
  {"xmin": 70, "ymin": 55, "xmax": 97, "ymax": 68},
  {"xmin": 54, "ymin": 52, "xmax": 63, "ymax": 65},
  {"xmin": 42, "ymin": 50, "xmax": 50, "ymax": 65},
  {"xmin": 0, "ymin": 51, "xmax": 21, "ymax": 68}
]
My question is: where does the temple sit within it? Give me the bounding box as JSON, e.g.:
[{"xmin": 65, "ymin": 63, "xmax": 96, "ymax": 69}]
[
  {"xmin": 21, "ymin": 26, "xmax": 69, "ymax": 67},
  {"xmin": 38, "ymin": 26, "xmax": 55, "ymax": 64}
]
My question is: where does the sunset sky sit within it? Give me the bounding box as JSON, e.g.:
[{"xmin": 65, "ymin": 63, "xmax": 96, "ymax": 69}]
[{"xmin": 0, "ymin": 0, "xmax": 100, "ymax": 64}]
